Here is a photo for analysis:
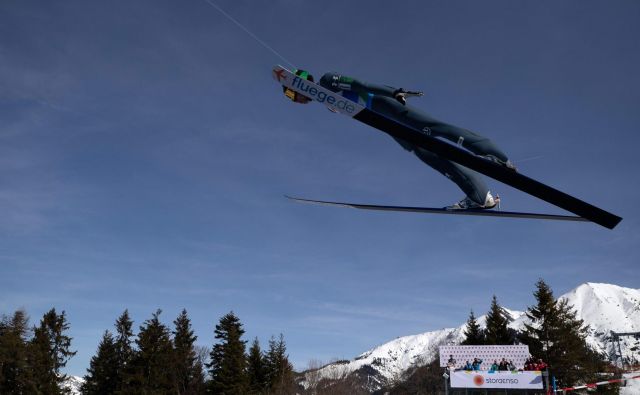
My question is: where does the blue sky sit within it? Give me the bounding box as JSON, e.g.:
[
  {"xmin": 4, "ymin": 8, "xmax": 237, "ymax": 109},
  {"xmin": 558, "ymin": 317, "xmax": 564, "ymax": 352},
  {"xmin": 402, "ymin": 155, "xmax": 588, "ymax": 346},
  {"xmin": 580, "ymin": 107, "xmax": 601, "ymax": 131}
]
[{"xmin": 1, "ymin": 0, "xmax": 639, "ymax": 376}]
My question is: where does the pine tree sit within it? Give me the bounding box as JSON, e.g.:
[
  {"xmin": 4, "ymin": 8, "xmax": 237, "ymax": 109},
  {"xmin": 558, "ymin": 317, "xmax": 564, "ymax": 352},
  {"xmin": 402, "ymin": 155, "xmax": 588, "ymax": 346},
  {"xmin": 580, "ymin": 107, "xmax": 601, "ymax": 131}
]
[
  {"xmin": 550, "ymin": 299, "xmax": 596, "ymax": 386},
  {"xmin": 191, "ymin": 346, "xmax": 208, "ymax": 395},
  {"xmin": 207, "ymin": 311, "xmax": 248, "ymax": 394},
  {"xmin": 173, "ymin": 308, "xmax": 204, "ymax": 394},
  {"xmin": 247, "ymin": 337, "xmax": 266, "ymax": 394},
  {"xmin": 0, "ymin": 310, "xmax": 35, "ymax": 393},
  {"xmin": 521, "ymin": 279, "xmax": 599, "ymax": 389},
  {"xmin": 28, "ymin": 328, "xmax": 57, "ymax": 394},
  {"xmin": 461, "ymin": 310, "xmax": 484, "ymax": 345},
  {"xmin": 521, "ymin": 279, "xmax": 556, "ymax": 358},
  {"xmin": 484, "ymin": 295, "xmax": 513, "ymax": 345},
  {"xmin": 0, "ymin": 316, "xmax": 5, "ymax": 389},
  {"xmin": 113, "ymin": 309, "xmax": 135, "ymax": 393},
  {"xmin": 130, "ymin": 309, "xmax": 176, "ymax": 393},
  {"xmin": 28, "ymin": 308, "xmax": 76, "ymax": 394},
  {"xmin": 82, "ymin": 330, "xmax": 118, "ymax": 394},
  {"xmin": 264, "ymin": 334, "xmax": 294, "ymax": 395}
]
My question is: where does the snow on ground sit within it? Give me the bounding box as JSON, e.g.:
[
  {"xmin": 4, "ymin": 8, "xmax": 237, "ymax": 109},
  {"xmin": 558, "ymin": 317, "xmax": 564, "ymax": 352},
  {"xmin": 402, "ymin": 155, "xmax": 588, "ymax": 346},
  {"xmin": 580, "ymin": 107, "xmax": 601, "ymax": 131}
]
[{"xmin": 620, "ymin": 372, "xmax": 640, "ymax": 395}]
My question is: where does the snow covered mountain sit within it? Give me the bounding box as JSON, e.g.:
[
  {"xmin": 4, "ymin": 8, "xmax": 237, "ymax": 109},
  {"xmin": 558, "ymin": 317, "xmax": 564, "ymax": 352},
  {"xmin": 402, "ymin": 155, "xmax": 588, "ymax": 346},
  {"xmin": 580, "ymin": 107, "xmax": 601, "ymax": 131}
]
[
  {"xmin": 63, "ymin": 375, "xmax": 83, "ymax": 395},
  {"xmin": 301, "ymin": 282, "xmax": 640, "ymax": 391},
  {"xmin": 561, "ymin": 282, "xmax": 640, "ymax": 355}
]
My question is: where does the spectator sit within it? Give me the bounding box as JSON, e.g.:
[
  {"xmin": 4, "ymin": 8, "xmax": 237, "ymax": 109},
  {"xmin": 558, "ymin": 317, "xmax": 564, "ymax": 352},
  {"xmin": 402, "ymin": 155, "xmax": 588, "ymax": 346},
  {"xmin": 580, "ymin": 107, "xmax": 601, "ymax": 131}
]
[
  {"xmin": 472, "ymin": 358, "xmax": 483, "ymax": 371},
  {"xmin": 489, "ymin": 360, "xmax": 499, "ymax": 373},
  {"xmin": 524, "ymin": 357, "xmax": 534, "ymax": 371},
  {"xmin": 447, "ymin": 354, "xmax": 456, "ymax": 366},
  {"xmin": 463, "ymin": 360, "xmax": 473, "ymax": 371},
  {"xmin": 498, "ymin": 358, "xmax": 507, "ymax": 371},
  {"xmin": 535, "ymin": 359, "xmax": 548, "ymax": 371}
]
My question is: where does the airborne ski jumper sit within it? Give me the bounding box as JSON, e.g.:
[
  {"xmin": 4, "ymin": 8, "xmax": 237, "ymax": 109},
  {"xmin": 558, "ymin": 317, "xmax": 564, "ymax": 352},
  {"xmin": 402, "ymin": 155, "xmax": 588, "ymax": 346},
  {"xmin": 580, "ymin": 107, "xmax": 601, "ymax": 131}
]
[
  {"xmin": 274, "ymin": 66, "xmax": 622, "ymax": 229},
  {"xmin": 319, "ymin": 72, "xmax": 516, "ymax": 210}
]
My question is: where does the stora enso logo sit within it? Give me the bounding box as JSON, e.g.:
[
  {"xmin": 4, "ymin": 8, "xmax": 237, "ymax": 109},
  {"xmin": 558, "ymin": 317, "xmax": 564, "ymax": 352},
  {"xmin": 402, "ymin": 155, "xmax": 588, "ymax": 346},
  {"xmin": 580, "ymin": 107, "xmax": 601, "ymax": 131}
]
[
  {"xmin": 291, "ymin": 76, "xmax": 357, "ymax": 114},
  {"xmin": 474, "ymin": 375, "xmax": 520, "ymax": 386}
]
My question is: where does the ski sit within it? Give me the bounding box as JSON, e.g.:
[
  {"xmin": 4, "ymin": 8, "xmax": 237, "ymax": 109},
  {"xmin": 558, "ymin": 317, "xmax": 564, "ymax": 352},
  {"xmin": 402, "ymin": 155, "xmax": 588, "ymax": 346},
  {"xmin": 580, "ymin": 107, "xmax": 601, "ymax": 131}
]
[
  {"xmin": 286, "ymin": 196, "xmax": 590, "ymax": 223},
  {"xmin": 272, "ymin": 65, "xmax": 622, "ymax": 229}
]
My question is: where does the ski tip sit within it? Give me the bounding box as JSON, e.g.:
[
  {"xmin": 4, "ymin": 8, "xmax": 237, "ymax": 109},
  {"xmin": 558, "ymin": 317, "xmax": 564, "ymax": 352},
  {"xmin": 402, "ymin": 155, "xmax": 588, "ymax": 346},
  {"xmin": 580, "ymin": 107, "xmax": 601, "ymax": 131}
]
[
  {"xmin": 605, "ymin": 215, "xmax": 623, "ymax": 230},
  {"xmin": 285, "ymin": 195, "xmax": 317, "ymax": 205}
]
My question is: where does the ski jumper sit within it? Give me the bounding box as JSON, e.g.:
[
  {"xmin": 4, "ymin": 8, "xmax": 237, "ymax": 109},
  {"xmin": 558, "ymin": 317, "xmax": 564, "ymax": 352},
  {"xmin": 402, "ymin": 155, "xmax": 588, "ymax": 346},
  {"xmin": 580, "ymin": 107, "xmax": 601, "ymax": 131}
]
[{"xmin": 319, "ymin": 72, "xmax": 510, "ymax": 206}]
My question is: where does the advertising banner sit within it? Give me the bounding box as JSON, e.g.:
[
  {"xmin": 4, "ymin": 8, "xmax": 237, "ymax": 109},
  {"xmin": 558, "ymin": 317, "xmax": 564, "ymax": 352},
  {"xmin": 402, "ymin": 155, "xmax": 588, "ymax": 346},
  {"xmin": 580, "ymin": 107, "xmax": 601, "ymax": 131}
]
[
  {"xmin": 450, "ymin": 371, "xmax": 544, "ymax": 389},
  {"xmin": 439, "ymin": 345, "xmax": 530, "ymax": 370}
]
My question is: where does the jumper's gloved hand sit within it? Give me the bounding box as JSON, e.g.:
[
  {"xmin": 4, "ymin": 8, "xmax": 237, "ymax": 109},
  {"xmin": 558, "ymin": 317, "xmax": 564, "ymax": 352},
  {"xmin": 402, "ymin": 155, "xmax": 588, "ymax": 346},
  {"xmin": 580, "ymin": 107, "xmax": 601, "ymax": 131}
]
[{"xmin": 393, "ymin": 88, "xmax": 424, "ymax": 105}]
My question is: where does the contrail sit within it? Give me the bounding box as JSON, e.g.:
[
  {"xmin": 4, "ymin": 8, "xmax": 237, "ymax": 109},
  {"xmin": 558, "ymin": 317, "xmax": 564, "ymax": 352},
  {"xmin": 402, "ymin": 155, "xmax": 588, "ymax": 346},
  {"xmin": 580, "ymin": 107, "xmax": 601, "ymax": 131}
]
[{"xmin": 203, "ymin": 0, "xmax": 297, "ymax": 69}]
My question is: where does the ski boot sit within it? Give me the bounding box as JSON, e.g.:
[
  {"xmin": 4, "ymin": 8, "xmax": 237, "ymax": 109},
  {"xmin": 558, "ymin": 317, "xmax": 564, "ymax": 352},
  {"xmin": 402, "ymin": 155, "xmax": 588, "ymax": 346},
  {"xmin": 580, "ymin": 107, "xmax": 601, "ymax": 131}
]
[{"xmin": 446, "ymin": 192, "xmax": 496, "ymax": 210}]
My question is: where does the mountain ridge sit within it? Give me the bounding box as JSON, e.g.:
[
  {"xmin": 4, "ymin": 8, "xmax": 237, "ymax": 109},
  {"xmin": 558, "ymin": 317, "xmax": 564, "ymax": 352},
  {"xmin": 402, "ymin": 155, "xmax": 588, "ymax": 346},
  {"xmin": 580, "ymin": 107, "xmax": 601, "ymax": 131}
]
[{"xmin": 301, "ymin": 282, "xmax": 640, "ymax": 391}]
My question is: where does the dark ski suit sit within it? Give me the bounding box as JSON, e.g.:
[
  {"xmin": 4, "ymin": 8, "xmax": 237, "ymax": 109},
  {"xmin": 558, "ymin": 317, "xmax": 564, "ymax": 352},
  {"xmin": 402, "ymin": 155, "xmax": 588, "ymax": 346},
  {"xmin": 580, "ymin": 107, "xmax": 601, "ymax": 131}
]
[{"xmin": 319, "ymin": 72, "xmax": 510, "ymax": 206}]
